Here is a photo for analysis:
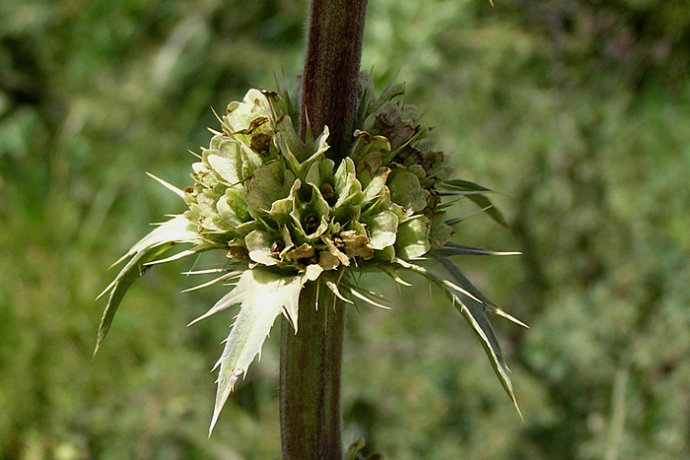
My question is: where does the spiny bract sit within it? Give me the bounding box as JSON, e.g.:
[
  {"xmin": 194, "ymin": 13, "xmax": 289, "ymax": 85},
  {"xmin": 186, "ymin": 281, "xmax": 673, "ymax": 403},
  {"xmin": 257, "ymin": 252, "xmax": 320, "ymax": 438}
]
[{"xmin": 96, "ymin": 72, "xmax": 525, "ymax": 434}]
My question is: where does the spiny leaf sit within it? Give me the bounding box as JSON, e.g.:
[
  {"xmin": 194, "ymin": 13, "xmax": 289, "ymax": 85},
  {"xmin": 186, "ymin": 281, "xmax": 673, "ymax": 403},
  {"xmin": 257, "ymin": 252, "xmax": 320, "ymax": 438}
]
[
  {"xmin": 484, "ymin": 304, "xmax": 529, "ymax": 329},
  {"xmin": 446, "ymin": 286, "xmax": 522, "ymax": 418},
  {"xmin": 431, "ymin": 254, "xmax": 494, "ymax": 305},
  {"xmin": 325, "ymin": 280, "xmax": 354, "ymax": 304},
  {"xmin": 467, "ymin": 193, "xmax": 509, "ymax": 228},
  {"xmin": 202, "ymin": 269, "xmax": 307, "ymax": 435}
]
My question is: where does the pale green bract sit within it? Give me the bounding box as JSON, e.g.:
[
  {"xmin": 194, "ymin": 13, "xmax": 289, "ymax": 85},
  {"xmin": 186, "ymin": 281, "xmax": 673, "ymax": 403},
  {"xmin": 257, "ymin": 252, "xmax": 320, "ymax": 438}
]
[{"xmin": 96, "ymin": 72, "xmax": 526, "ymax": 433}]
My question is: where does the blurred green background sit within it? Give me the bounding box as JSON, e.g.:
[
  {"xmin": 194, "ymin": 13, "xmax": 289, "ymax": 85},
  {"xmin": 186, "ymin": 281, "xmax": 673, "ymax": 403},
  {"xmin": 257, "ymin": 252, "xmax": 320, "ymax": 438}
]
[{"xmin": 1, "ymin": 0, "xmax": 689, "ymax": 458}]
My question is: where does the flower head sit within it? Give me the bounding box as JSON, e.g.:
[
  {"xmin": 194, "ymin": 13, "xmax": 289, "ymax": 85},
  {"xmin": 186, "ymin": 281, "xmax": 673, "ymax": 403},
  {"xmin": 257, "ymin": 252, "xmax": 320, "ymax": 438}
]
[{"xmin": 96, "ymin": 72, "xmax": 525, "ymax": 433}]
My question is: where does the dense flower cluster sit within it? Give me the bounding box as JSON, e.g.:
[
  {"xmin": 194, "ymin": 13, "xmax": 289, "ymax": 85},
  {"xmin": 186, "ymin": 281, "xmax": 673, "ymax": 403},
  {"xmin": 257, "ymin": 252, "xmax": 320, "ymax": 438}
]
[
  {"xmin": 97, "ymin": 73, "xmax": 522, "ymax": 433},
  {"xmin": 183, "ymin": 75, "xmax": 452, "ymax": 280}
]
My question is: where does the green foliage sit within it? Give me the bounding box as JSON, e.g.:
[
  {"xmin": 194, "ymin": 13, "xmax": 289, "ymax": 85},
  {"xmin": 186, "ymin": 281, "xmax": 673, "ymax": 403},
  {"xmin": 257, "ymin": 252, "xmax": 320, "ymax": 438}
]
[{"xmin": 1, "ymin": 0, "xmax": 689, "ymax": 458}]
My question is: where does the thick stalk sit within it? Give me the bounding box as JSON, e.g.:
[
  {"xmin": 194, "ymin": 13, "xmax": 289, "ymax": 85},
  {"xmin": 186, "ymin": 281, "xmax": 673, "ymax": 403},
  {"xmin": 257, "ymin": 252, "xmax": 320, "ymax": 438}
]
[
  {"xmin": 280, "ymin": 1, "xmax": 368, "ymax": 459},
  {"xmin": 300, "ymin": 0, "xmax": 369, "ymax": 162},
  {"xmin": 280, "ymin": 283, "xmax": 345, "ymax": 459}
]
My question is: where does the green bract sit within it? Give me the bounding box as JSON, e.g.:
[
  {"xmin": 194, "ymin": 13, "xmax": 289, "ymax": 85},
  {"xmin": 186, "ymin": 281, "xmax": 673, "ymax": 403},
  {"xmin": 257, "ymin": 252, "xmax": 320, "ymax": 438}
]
[{"xmin": 96, "ymin": 73, "xmax": 525, "ymax": 434}]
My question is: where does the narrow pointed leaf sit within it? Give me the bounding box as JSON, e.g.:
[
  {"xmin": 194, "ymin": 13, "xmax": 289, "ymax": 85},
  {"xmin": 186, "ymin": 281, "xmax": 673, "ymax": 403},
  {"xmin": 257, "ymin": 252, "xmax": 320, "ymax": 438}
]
[
  {"xmin": 146, "ymin": 172, "xmax": 186, "ymax": 199},
  {"xmin": 440, "ymin": 179, "xmax": 509, "ymax": 228},
  {"xmin": 444, "ymin": 205, "xmax": 494, "ymax": 226},
  {"xmin": 109, "ymin": 215, "xmax": 200, "ymax": 268},
  {"xmin": 446, "ymin": 288, "xmax": 522, "ymax": 418},
  {"xmin": 466, "ymin": 194, "xmax": 509, "ymax": 228},
  {"xmin": 434, "ymin": 243, "xmax": 521, "ymax": 257},
  {"xmin": 347, "ymin": 285, "xmax": 391, "ymax": 309},
  {"xmin": 396, "ymin": 257, "xmax": 522, "ymax": 417},
  {"xmin": 484, "ymin": 304, "xmax": 529, "ymax": 329},
  {"xmin": 441, "ymin": 178, "xmax": 492, "ymax": 192},
  {"xmin": 94, "ymin": 243, "xmax": 173, "ymax": 356},
  {"xmin": 433, "ymin": 256, "xmax": 522, "ymax": 417},
  {"xmin": 434, "ymin": 255, "xmax": 527, "ymax": 327},
  {"xmin": 325, "ymin": 280, "xmax": 354, "ymax": 304},
  {"xmin": 380, "ymin": 265, "xmax": 412, "ymax": 286},
  {"xmin": 145, "ymin": 245, "xmax": 212, "ymax": 266},
  {"xmin": 181, "ymin": 270, "xmax": 243, "ymax": 293},
  {"xmin": 392, "ymin": 258, "xmax": 484, "ymax": 305},
  {"xmin": 95, "ymin": 216, "xmax": 202, "ymax": 355}
]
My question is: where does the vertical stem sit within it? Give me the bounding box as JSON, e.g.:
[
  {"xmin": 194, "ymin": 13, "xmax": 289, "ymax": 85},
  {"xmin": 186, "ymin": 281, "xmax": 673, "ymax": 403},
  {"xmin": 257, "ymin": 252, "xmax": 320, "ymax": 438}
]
[
  {"xmin": 280, "ymin": 283, "xmax": 345, "ymax": 459},
  {"xmin": 300, "ymin": 0, "xmax": 369, "ymax": 161},
  {"xmin": 280, "ymin": 1, "xmax": 368, "ymax": 459}
]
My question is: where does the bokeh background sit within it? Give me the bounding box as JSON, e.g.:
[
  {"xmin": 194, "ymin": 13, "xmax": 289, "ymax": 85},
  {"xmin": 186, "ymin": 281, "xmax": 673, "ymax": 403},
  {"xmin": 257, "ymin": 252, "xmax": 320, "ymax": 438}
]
[{"xmin": 1, "ymin": 0, "xmax": 689, "ymax": 458}]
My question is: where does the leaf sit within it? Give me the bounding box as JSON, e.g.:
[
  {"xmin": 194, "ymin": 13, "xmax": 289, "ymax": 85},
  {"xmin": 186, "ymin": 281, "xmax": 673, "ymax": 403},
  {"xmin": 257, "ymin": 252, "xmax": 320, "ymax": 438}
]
[
  {"xmin": 434, "ymin": 256, "xmax": 522, "ymax": 417},
  {"xmin": 94, "ymin": 216, "xmax": 203, "ymax": 355},
  {"xmin": 441, "ymin": 179, "xmax": 509, "ymax": 228},
  {"xmin": 445, "ymin": 205, "xmax": 494, "ymax": 226},
  {"xmin": 146, "ymin": 172, "xmax": 186, "ymax": 199},
  {"xmin": 199, "ymin": 269, "xmax": 307, "ymax": 435},
  {"xmin": 434, "ymin": 255, "xmax": 528, "ymax": 329},
  {"xmin": 396, "ymin": 257, "xmax": 523, "ymax": 418},
  {"xmin": 442, "ymin": 178, "xmax": 492, "ymax": 192},
  {"xmin": 445, "ymin": 288, "xmax": 522, "ymax": 418},
  {"xmin": 380, "ymin": 265, "xmax": 412, "ymax": 286},
  {"xmin": 392, "ymin": 258, "xmax": 484, "ymax": 307},
  {"xmin": 434, "ymin": 242, "xmax": 521, "ymax": 257},
  {"xmin": 347, "ymin": 285, "xmax": 391, "ymax": 309},
  {"xmin": 108, "ymin": 215, "xmax": 200, "ymax": 268},
  {"xmin": 94, "ymin": 244, "xmax": 173, "ymax": 356},
  {"xmin": 466, "ymin": 194, "xmax": 509, "ymax": 228},
  {"xmin": 432, "ymin": 254, "xmax": 494, "ymax": 305},
  {"xmin": 181, "ymin": 270, "xmax": 243, "ymax": 293}
]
